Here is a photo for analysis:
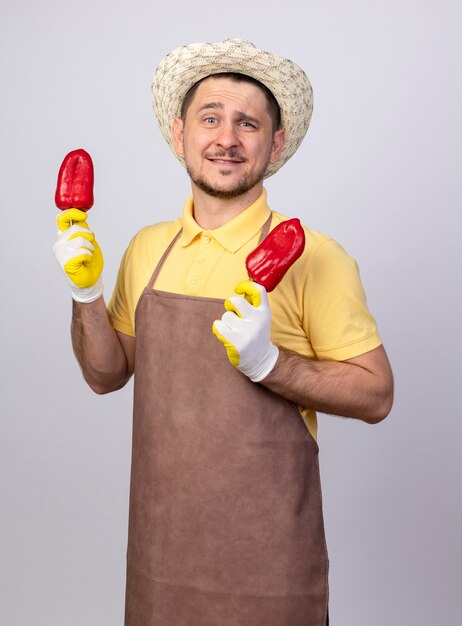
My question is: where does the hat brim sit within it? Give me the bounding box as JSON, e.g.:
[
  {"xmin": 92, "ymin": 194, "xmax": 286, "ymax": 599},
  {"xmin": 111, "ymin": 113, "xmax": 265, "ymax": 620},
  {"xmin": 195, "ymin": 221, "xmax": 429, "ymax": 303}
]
[{"xmin": 151, "ymin": 39, "xmax": 313, "ymax": 178}]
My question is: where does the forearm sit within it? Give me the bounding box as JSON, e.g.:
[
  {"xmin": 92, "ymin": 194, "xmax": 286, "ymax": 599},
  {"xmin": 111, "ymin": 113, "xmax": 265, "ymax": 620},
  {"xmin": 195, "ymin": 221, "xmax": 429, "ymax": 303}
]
[
  {"xmin": 71, "ymin": 296, "xmax": 132, "ymax": 394},
  {"xmin": 260, "ymin": 346, "xmax": 393, "ymax": 424}
]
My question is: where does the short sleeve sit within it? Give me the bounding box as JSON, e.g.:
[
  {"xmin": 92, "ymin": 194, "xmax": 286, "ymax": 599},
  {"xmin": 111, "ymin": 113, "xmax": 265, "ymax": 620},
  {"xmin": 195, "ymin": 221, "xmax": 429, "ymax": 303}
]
[
  {"xmin": 304, "ymin": 238, "xmax": 382, "ymax": 361},
  {"xmin": 107, "ymin": 241, "xmax": 136, "ymax": 337}
]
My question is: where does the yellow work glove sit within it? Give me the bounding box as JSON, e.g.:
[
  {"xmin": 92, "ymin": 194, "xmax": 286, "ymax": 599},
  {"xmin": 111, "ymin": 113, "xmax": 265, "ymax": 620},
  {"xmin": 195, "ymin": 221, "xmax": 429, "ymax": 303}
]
[
  {"xmin": 52, "ymin": 208, "xmax": 104, "ymax": 303},
  {"xmin": 212, "ymin": 280, "xmax": 279, "ymax": 382}
]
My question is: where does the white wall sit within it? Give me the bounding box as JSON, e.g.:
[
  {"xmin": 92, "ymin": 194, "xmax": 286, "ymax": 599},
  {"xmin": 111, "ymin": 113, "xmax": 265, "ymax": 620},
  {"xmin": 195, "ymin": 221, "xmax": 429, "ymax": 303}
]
[{"xmin": 1, "ymin": 0, "xmax": 460, "ymax": 624}]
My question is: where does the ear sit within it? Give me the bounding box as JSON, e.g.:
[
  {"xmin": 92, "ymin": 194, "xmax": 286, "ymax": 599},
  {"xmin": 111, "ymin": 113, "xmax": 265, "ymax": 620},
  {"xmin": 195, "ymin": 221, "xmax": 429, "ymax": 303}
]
[
  {"xmin": 269, "ymin": 128, "xmax": 286, "ymax": 165},
  {"xmin": 171, "ymin": 117, "xmax": 184, "ymax": 155}
]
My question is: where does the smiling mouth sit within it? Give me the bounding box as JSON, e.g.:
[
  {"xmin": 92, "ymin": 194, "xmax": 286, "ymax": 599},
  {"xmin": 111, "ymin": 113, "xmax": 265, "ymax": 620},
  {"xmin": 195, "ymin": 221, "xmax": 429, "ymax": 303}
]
[
  {"xmin": 205, "ymin": 152, "xmax": 246, "ymax": 165},
  {"xmin": 209, "ymin": 158, "xmax": 245, "ymax": 164}
]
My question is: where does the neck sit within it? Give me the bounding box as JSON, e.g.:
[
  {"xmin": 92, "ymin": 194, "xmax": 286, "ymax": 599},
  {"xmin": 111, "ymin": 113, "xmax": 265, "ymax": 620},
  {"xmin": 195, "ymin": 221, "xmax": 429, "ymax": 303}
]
[{"xmin": 190, "ymin": 182, "xmax": 264, "ymax": 229}]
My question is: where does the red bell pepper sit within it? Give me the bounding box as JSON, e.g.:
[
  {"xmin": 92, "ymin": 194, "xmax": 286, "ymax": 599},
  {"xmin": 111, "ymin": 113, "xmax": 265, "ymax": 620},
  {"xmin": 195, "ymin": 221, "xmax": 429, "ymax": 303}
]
[
  {"xmin": 246, "ymin": 218, "xmax": 305, "ymax": 292},
  {"xmin": 55, "ymin": 149, "xmax": 94, "ymax": 211}
]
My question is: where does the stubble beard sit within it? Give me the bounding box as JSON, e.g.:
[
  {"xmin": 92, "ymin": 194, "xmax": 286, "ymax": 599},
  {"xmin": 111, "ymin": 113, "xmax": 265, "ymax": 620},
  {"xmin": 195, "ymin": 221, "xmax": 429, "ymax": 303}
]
[{"xmin": 185, "ymin": 151, "xmax": 270, "ymax": 200}]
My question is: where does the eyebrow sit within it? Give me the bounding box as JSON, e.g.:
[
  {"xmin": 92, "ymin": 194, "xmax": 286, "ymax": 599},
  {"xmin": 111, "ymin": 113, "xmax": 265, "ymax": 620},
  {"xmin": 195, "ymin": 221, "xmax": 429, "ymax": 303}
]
[
  {"xmin": 196, "ymin": 102, "xmax": 261, "ymax": 125},
  {"xmin": 197, "ymin": 102, "xmax": 224, "ymax": 114}
]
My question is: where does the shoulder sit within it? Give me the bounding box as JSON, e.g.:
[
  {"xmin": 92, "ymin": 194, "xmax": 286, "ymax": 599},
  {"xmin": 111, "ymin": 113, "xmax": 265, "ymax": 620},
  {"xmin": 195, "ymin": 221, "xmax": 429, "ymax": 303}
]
[
  {"xmin": 129, "ymin": 218, "xmax": 182, "ymax": 247},
  {"xmin": 123, "ymin": 218, "xmax": 183, "ymax": 261}
]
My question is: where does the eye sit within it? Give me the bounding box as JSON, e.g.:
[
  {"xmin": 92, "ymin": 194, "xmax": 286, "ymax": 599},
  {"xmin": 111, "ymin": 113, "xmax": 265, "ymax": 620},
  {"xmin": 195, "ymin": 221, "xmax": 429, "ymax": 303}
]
[
  {"xmin": 239, "ymin": 120, "xmax": 257, "ymax": 129},
  {"xmin": 204, "ymin": 116, "xmax": 217, "ymax": 124}
]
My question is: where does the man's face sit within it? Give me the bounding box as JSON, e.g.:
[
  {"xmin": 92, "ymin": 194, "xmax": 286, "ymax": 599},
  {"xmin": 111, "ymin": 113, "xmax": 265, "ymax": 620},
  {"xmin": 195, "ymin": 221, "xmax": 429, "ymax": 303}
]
[{"xmin": 172, "ymin": 77, "xmax": 285, "ymax": 200}]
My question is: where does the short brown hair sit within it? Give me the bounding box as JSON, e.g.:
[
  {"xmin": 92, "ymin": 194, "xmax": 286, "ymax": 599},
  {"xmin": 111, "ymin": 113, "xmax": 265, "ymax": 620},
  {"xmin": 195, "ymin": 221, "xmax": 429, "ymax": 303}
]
[{"xmin": 180, "ymin": 72, "xmax": 281, "ymax": 132}]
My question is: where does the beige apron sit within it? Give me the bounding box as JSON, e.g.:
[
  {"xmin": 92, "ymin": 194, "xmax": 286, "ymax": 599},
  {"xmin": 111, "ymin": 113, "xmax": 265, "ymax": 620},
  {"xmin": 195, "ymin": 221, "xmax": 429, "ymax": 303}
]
[{"xmin": 125, "ymin": 218, "xmax": 329, "ymax": 625}]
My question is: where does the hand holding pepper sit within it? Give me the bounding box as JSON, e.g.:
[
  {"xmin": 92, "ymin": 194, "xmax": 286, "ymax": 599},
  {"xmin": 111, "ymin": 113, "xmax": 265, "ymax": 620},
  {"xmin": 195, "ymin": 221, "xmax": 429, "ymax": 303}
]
[
  {"xmin": 213, "ymin": 217, "xmax": 305, "ymax": 381},
  {"xmin": 53, "ymin": 209, "xmax": 104, "ymax": 303},
  {"xmin": 52, "ymin": 149, "xmax": 103, "ymax": 303},
  {"xmin": 212, "ymin": 280, "xmax": 279, "ymax": 382}
]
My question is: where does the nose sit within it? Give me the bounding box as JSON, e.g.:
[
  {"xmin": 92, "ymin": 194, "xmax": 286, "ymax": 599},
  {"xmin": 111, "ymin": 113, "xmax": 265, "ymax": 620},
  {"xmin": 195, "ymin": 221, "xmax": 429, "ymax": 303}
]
[{"xmin": 215, "ymin": 122, "xmax": 240, "ymax": 149}]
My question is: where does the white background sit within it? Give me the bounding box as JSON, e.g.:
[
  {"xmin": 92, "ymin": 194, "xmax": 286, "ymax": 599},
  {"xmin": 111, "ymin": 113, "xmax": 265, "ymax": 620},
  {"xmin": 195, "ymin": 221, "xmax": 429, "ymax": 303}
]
[{"xmin": 1, "ymin": 1, "xmax": 461, "ymax": 624}]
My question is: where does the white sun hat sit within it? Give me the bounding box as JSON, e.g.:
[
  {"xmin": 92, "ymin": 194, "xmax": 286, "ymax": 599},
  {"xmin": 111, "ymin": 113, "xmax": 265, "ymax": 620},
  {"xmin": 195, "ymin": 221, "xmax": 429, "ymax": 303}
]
[{"xmin": 151, "ymin": 38, "xmax": 313, "ymax": 178}]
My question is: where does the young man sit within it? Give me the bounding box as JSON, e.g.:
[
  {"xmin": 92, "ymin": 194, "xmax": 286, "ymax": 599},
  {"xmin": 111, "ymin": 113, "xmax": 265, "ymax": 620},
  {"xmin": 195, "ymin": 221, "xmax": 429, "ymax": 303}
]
[{"xmin": 54, "ymin": 39, "xmax": 393, "ymax": 625}]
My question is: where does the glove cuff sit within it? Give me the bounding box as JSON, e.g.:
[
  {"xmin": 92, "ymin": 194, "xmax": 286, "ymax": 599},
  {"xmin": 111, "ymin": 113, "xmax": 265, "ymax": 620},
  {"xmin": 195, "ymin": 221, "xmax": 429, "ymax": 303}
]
[
  {"xmin": 248, "ymin": 344, "xmax": 279, "ymax": 383},
  {"xmin": 70, "ymin": 275, "xmax": 104, "ymax": 303}
]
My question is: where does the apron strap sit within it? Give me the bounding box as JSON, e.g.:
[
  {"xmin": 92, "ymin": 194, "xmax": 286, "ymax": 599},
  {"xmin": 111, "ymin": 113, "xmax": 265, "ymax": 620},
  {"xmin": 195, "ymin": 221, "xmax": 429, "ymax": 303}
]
[
  {"xmin": 147, "ymin": 212, "xmax": 273, "ymax": 290},
  {"xmin": 258, "ymin": 212, "xmax": 272, "ymax": 243},
  {"xmin": 147, "ymin": 228, "xmax": 183, "ymax": 290}
]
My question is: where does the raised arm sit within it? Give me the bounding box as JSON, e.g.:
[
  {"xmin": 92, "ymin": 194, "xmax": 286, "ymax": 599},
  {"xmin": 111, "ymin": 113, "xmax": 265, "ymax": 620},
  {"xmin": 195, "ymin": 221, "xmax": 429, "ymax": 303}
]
[{"xmin": 53, "ymin": 208, "xmax": 135, "ymax": 394}]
